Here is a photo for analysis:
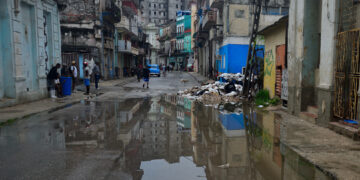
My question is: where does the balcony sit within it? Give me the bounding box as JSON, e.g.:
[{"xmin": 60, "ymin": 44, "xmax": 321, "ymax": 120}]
[
  {"xmin": 118, "ymin": 40, "xmax": 132, "ymax": 53},
  {"xmin": 122, "ymin": 0, "xmax": 138, "ymax": 16},
  {"xmin": 210, "ymin": 0, "xmax": 224, "ymax": 9},
  {"xmin": 202, "ymin": 11, "xmax": 217, "ymax": 31},
  {"xmin": 102, "ymin": 0, "xmax": 121, "ymax": 23},
  {"xmin": 131, "ymin": 47, "xmax": 139, "ymax": 55}
]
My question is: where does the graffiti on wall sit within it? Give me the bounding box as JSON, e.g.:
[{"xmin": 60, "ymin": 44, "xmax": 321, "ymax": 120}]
[{"xmin": 265, "ymin": 50, "xmax": 274, "ymax": 76}]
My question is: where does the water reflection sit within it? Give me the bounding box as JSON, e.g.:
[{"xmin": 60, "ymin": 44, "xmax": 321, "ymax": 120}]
[{"xmin": 0, "ymin": 95, "xmax": 332, "ymax": 180}]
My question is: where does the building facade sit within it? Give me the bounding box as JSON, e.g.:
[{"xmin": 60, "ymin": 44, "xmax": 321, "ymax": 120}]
[
  {"xmin": 175, "ymin": 11, "xmax": 192, "ymax": 70},
  {"xmin": 0, "ymin": 0, "xmax": 61, "ymax": 107},
  {"xmin": 139, "ymin": 0, "xmax": 188, "ymax": 26},
  {"xmin": 143, "ymin": 23, "xmax": 160, "ymax": 64},
  {"xmin": 194, "ymin": 0, "xmax": 289, "ymax": 78},
  {"xmin": 60, "ymin": 0, "xmax": 121, "ymax": 80}
]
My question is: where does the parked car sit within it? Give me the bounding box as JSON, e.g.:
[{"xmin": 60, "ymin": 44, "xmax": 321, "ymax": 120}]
[{"xmin": 149, "ymin": 64, "xmax": 160, "ymax": 77}]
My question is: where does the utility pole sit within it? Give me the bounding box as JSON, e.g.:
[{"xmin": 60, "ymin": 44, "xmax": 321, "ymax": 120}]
[{"xmin": 243, "ymin": 0, "xmax": 263, "ymax": 98}]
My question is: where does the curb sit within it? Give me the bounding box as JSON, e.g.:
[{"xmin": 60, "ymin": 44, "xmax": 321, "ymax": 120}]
[{"xmin": 0, "ymin": 78, "xmax": 134, "ymax": 127}]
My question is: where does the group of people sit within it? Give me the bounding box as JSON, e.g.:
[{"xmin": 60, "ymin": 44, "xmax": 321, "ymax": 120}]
[{"xmin": 47, "ymin": 61, "xmax": 101, "ymax": 98}]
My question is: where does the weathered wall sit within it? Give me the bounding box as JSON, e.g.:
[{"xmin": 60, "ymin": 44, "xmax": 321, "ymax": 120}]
[
  {"xmin": 0, "ymin": 0, "xmax": 16, "ymax": 99},
  {"xmin": 287, "ymin": 0, "xmax": 321, "ymax": 114},
  {"xmin": 263, "ymin": 24, "xmax": 287, "ymax": 98},
  {"xmin": 287, "ymin": 0, "xmax": 305, "ymax": 115},
  {"xmin": 224, "ymin": 4, "xmax": 250, "ymax": 37},
  {"xmin": 59, "ymin": 0, "xmax": 96, "ymax": 23},
  {"xmin": 0, "ymin": 0, "xmax": 61, "ymax": 107}
]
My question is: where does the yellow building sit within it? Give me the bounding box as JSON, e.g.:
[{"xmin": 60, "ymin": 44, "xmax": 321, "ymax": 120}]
[{"xmin": 259, "ymin": 16, "xmax": 288, "ymax": 99}]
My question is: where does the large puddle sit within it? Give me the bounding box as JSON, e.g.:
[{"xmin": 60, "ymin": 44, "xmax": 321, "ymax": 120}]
[{"xmin": 0, "ymin": 96, "xmax": 331, "ymax": 179}]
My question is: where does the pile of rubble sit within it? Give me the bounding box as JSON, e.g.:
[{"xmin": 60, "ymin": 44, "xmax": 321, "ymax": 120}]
[
  {"xmin": 219, "ymin": 73, "xmax": 244, "ymax": 82},
  {"xmin": 179, "ymin": 73, "xmax": 244, "ymax": 104}
]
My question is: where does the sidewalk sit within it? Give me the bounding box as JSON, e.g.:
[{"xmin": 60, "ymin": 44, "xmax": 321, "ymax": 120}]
[
  {"xmin": 275, "ymin": 109, "xmax": 360, "ymax": 179},
  {"xmin": 187, "ymin": 72, "xmax": 209, "ymax": 84},
  {"xmin": 0, "ymin": 77, "xmax": 135, "ymax": 126}
]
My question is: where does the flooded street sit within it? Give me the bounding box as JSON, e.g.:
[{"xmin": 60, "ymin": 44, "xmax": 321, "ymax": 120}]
[{"xmin": 0, "ymin": 93, "xmax": 332, "ymax": 180}]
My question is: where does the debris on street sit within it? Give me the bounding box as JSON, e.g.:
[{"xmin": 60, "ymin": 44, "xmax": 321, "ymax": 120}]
[{"xmin": 178, "ymin": 73, "xmax": 244, "ymax": 105}]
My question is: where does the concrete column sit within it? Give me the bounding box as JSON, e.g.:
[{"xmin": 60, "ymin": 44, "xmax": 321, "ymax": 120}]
[
  {"xmin": 317, "ymin": 0, "xmax": 339, "ymax": 126},
  {"xmin": 318, "ymin": 0, "xmax": 338, "ymax": 89},
  {"xmin": 287, "ymin": 0, "xmax": 305, "ymax": 115}
]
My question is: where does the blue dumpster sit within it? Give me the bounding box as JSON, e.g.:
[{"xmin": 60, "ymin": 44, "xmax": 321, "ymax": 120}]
[{"xmin": 60, "ymin": 77, "xmax": 72, "ymax": 96}]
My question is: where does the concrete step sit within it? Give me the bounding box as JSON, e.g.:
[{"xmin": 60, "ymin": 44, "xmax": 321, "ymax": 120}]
[
  {"xmin": 299, "ymin": 112, "xmax": 318, "ymax": 124},
  {"xmin": 329, "ymin": 122, "xmax": 359, "ymax": 140},
  {"xmin": 307, "ymin": 106, "xmax": 319, "ymax": 115}
]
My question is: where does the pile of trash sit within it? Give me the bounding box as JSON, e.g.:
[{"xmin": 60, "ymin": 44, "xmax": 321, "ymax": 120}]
[
  {"xmin": 219, "ymin": 73, "xmax": 244, "ymax": 82},
  {"xmin": 179, "ymin": 74, "xmax": 244, "ymax": 104}
]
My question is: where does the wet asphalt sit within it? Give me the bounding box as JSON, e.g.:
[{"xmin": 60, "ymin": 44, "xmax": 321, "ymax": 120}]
[{"xmin": 0, "ymin": 72, "xmax": 332, "ymax": 180}]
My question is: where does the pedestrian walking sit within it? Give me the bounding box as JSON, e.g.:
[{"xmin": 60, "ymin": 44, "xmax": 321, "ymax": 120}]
[
  {"xmin": 83, "ymin": 62, "xmax": 91, "ymax": 95},
  {"xmin": 47, "ymin": 63, "xmax": 61, "ymax": 98},
  {"xmin": 143, "ymin": 66, "xmax": 150, "ymax": 88},
  {"xmin": 93, "ymin": 62, "xmax": 101, "ymax": 90},
  {"xmin": 70, "ymin": 61, "xmax": 78, "ymax": 92},
  {"xmin": 136, "ymin": 66, "xmax": 142, "ymax": 82}
]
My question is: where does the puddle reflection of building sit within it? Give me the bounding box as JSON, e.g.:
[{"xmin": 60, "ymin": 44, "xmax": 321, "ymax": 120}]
[
  {"xmin": 191, "ymin": 103, "xmax": 250, "ymax": 180},
  {"xmin": 243, "ymin": 107, "xmax": 282, "ymax": 180},
  {"xmin": 63, "ymin": 99, "xmax": 150, "ymax": 180},
  {"xmin": 141, "ymin": 95, "xmax": 193, "ymax": 164}
]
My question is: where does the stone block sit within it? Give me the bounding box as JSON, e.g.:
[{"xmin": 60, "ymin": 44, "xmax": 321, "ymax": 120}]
[
  {"xmin": 316, "ymin": 87, "xmax": 333, "ymax": 127},
  {"xmin": 12, "ymin": 20, "xmax": 22, "ymax": 33},
  {"xmin": 14, "ymin": 44, "xmax": 22, "ymax": 55},
  {"xmin": 14, "ymin": 54, "xmax": 23, "ymax": 66},
  {"xmin": 13, "ymin": 32, "xmax": 21, "ymax": 44}
]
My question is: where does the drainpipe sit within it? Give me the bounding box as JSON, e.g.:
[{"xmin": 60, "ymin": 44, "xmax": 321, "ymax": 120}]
[
  {"xmin": 100, "ymin": 13, "xmax": 105, "ymax": 79},
  {"xmin": 226, "ymin": 0, "xmax": 229, "ymax": 35},
  {"xmin": 114, "ymin": 28, "xmax": 118, "ymax": 78}
]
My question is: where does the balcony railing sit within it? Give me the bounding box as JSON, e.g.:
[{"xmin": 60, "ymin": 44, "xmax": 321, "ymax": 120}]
[{"xmin": 202, "ymin": 11, "xmax": 216, "ymax": 31}]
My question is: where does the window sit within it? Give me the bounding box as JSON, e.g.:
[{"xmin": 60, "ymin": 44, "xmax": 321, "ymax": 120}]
[
  {"xmin": 154, "ymin": 11, "xmax": 156, "ymax": 15},
  {"xmin": 141, "ymin": 11, "xmax": 144, "ymax": 14},
  {"xmin": 176, "ymin": 4, "xmax": 178, "ymax": 8},
  {"xmin": 234, "ymin": 10, "xmax": 245, "ymax": 18},
  {"xmin": 149, "ymin": 11, "xmax": 151, "ymax": 15},
  {"xmin": 154, "ymin": 4, "xmax": 156, "ymax": 8},
  {"xmin": 164, "ymin": 12, "xmax": 166, "ymax": 16},
  {"xmin": 149, "ymin": 3, "xmax": 151, "ymax": 7}
]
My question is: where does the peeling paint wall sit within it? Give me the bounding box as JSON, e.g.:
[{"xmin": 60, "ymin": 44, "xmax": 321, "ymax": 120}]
[
  {"xmin": 0, "ymin": 0, "xmax": 61, "ymax": 107},
  {"xmin": 287, "ymin": 0, "xmax": 322, "ymax": 114}
]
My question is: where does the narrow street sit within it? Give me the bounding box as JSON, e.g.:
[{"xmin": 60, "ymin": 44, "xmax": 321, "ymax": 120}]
[{"xmin": 1, "ymin": 72, "xmax": 359, "ymax": 180}]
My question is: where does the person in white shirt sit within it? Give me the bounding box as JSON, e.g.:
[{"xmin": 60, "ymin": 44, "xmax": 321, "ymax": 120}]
[{"xmin": 70, "ymin": 61, "xmax": 78, "ymax": 92}]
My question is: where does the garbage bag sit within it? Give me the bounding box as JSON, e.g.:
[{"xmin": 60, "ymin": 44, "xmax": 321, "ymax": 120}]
[{"xmin": 224, "ymin": 82, "xmax": 236, "ymax": 93}]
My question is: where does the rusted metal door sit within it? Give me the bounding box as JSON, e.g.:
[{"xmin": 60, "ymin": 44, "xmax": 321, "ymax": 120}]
[
  {"xmin": 334, "ymin": 30, "xmax": 360, "ymax": 120},
  {"xmin": 275, "ymin": 45, "xmax": 286, "ymax": 97}
]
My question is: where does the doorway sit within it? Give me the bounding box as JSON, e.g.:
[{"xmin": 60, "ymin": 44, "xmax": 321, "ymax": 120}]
[{"xmin": 21, "ymin": 2, "xmax": 39, "ymax": 91}]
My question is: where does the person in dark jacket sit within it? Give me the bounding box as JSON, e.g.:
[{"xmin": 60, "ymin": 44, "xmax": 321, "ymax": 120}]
[
  {"xmin": 48, "ymin": 63, "xmax": 61, "ymax": 98},
  {"xmin": 142, "ymin": 66, "xmax": 150, "ymax": 88}
]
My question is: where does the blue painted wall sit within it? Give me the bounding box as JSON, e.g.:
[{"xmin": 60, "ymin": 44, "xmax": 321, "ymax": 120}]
[
  {"xmin": 219, "ymin": 44, "xmax": 264, "ymax": 74},
  {"xmin": 0, "ymin": 0, "xmax": 15, "ymax": 98}
]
